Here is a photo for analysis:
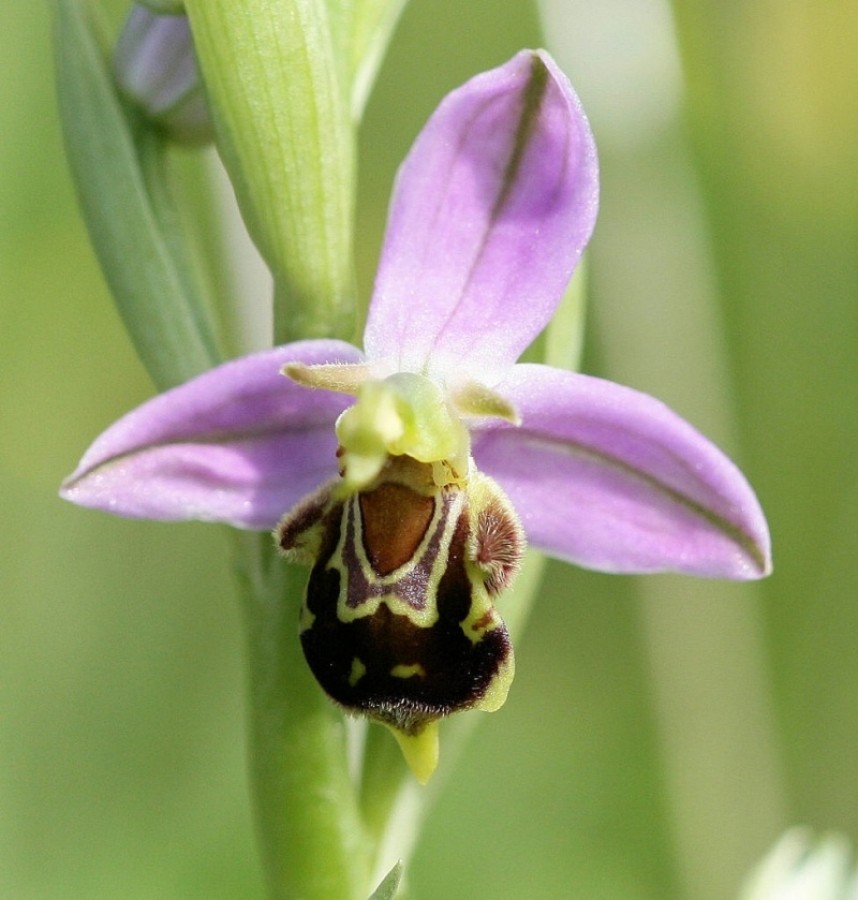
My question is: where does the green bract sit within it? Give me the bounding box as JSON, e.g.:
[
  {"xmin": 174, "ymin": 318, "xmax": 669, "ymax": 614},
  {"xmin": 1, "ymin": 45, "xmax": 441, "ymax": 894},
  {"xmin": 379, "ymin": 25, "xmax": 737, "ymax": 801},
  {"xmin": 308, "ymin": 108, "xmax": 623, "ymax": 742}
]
[
  {"xmin": 185, "ymin": 2, "xmax": 339, "ymax": 345},
  {"xmin": 54, "ymin": 0, "xmax": 220, "ymax": 390},
  {"xmin": 183, "ymin": 0, "xmax": 408, "ymax": 345}
]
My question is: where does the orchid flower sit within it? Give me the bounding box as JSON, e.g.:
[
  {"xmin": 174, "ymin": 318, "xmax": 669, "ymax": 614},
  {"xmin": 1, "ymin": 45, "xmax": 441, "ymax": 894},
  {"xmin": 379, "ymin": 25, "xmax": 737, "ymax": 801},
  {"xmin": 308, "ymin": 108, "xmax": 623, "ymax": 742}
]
[{"xmin": 61, "ymin": 50, "xmax": 770, "ymax": 781}]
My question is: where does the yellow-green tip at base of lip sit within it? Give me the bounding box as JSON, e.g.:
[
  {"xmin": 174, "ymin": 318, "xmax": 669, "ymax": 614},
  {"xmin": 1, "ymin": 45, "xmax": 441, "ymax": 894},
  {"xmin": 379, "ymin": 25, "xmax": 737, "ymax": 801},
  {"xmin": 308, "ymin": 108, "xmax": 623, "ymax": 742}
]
[
  {"xmin": 387, "ymin": 721, "xmax": 439, "ymax": 785},
  {"xmin": 335, "ymin": 374, "xmax": 471, "ymax": 494}
]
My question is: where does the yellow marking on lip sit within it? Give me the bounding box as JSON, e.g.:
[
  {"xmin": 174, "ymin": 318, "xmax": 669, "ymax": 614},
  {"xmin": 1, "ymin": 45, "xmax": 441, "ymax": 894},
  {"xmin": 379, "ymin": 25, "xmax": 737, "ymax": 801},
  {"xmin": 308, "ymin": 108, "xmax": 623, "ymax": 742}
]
[
  {"xmin": 391, "ymin": 663, "xmax": 426, "ymax": 679},
  {"xmin": 348, "ymin": 657, "xmax": 367, "ymax": 687},
  {"xmin": 329, "ymin": 489, "xmax": 466, "ymax": 630},
  {"xmin": 298, "ymin": 601, "xmax": 316, "ymax": 633},
  {"xmin": 474, "ymin": 648, "xmax": 515, "ymax": 713}
]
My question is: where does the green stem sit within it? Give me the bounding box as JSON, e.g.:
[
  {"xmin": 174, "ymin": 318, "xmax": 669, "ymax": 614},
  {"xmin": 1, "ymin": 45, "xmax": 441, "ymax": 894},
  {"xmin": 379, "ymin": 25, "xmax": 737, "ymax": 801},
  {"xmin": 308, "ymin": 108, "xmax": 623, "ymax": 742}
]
[
  {"xmin": 359, "ymin": 724, "xmax": 410, "ymax": 849},
  {"xmin": 233, "ymin": 531, "xmax": 372, "ymax": 900}
]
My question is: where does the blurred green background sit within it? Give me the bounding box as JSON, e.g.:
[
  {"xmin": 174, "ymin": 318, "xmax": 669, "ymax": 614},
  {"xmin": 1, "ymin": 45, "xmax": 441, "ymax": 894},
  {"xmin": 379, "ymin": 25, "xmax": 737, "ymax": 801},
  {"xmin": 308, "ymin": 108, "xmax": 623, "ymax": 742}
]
[{"xmin": 2, "ymin": 1, "xmax": 857, "ymax": 897}]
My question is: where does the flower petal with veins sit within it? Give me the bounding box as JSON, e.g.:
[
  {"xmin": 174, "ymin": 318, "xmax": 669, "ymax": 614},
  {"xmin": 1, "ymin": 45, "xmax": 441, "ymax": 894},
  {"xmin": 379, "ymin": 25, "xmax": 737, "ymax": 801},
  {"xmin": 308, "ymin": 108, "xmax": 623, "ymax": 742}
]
[
  {"xmin": 61, "ymin": 341, "xmax": 361, "ymax": 527},
  {"xmin": 473, "ymin": 365, "xmax": 770, "ymax": 578},
  {"xmin": 363, "ymin": 50, "xmax": 598, "ymax": 385}
]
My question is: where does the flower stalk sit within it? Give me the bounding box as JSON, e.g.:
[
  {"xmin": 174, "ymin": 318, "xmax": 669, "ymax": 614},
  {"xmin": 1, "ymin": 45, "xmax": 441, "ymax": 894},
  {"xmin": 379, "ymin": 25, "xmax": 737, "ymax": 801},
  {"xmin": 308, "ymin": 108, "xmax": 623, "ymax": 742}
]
[{"xmin": 234, "ymin": 531, "xmax": 372, "ymax": 900}]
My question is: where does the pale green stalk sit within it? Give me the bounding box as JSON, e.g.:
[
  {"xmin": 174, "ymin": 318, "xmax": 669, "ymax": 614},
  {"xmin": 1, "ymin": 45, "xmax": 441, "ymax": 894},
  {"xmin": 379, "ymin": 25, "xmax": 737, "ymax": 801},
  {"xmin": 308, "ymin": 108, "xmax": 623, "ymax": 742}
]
[
  {"xmin": 539, "ymin": 4, "xmax": 787, "ymax": 892},
  {"xmin": 590, "ymin": 85, "xmax": 787, "ymax": 900},
  {"xmin": 347, "ymin": 0, "xmax": 410, "ymax": 119},
  {"xmin": 234, "ymin": 531, "xmax": 373, "ymax": 900}
]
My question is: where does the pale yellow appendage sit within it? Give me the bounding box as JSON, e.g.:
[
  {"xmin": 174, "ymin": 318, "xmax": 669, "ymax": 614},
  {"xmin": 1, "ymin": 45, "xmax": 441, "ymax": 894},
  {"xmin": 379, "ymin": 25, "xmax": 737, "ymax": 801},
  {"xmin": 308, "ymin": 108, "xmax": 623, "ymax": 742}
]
[{"xmin": 387, "ymin": 721, "xmax": 440, "ymax": 785}]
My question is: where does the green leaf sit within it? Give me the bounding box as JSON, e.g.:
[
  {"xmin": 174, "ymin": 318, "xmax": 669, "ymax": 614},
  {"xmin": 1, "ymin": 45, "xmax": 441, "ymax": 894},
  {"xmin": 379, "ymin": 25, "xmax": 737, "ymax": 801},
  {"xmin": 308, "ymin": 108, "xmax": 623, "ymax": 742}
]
[
  {"xmin": 138, "ymin": 1, "xmax": 186, "ymax": 12},
  {"xmin": 348, "ymin": 0, "xmax": 409, "ymax": 118},
  {"xmin": 367, "ymin": 861, "xmax": 404, "ymax": 900},
  {"xmin": 53, "ymin": 0, "xmax": 219, "ymax": 389}
]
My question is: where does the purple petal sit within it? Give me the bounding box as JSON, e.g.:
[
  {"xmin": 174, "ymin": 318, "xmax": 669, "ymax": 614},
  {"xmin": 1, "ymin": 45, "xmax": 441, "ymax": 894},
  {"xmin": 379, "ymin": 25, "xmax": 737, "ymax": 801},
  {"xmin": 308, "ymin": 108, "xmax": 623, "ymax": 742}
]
[
  {"xmin": 61, "ymin": 341, "xmax": 362, "ymax": 529},
  {"xmin": 472, "ymin": 365, "xmax": 772, "ymax": 579},
  {"xmin": 363, "ymin": 50, "xmax": 598, "ymax": 384}
]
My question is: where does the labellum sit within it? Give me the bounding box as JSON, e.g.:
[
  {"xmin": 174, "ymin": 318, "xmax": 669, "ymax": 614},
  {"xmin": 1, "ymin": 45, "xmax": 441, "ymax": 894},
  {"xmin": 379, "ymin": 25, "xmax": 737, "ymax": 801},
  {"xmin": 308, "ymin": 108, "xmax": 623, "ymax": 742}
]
[{"xmin": 278, "ymin": 453, "xmax": 524, "ymax": 782}]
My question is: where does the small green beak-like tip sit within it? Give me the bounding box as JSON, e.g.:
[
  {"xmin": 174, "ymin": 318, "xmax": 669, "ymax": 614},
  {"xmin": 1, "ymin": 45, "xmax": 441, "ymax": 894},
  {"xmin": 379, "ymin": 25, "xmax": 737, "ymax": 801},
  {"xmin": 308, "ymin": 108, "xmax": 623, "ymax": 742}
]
[{"xmin": 387, "ymin": 721, "xmax": 439, "ymax": 785}]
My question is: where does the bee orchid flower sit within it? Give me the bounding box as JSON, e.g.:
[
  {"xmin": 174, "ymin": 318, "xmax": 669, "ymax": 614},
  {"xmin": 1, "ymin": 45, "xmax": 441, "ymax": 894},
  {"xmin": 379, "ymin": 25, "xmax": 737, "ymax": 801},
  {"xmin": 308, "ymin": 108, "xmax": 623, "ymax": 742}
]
[{"xmin": 61, "ymin": 50, "xmax": 771, "ymax": 782}]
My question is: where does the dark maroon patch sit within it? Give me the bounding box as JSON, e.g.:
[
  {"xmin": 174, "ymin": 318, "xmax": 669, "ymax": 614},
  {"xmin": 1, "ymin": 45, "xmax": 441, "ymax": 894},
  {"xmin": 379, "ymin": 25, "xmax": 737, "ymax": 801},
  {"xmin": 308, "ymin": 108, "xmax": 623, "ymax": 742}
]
[{"xmin": 359, "ymin": 483, "xmax": 434, "ymax": 576}]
